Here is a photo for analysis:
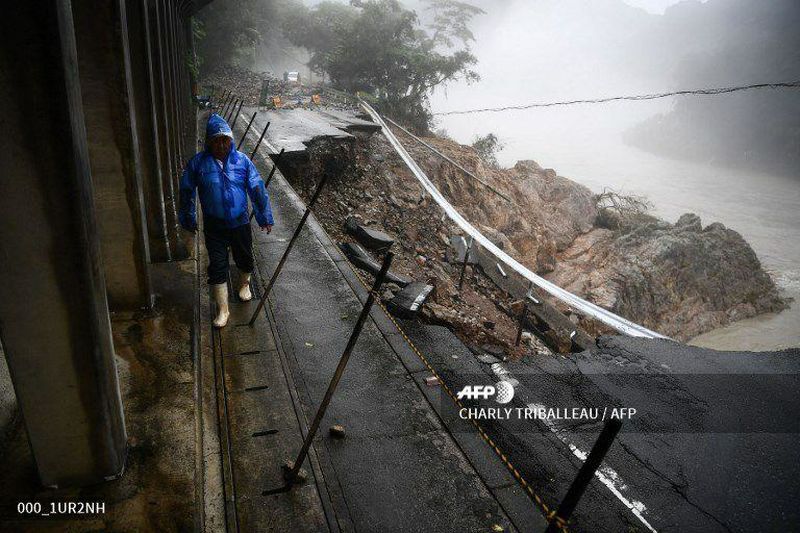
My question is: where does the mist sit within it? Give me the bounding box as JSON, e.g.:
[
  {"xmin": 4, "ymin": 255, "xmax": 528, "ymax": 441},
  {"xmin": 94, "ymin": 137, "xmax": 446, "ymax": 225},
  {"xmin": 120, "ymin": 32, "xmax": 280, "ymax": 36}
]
[
  {"xmin": 199, "ymin": 0, "xmax": 800, "ymax": 348},
  {"xmin": 417, "ymin": 0, "xmax": 800, "ymax": 349}
]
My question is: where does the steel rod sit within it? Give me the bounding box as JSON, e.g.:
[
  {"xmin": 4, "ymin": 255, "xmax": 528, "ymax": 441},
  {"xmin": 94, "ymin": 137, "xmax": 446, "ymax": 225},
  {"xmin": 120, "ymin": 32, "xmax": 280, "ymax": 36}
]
[
  {"xmin": 281, "ymin": 252, "xmax": 394, "ymax": 488},
  {"xmin": 249, "ymin": 121, "xmax": 271, "ymax": 160},
  {"xmin": 263, "ymin": 148, "xmax": 285, "ymax": 189},
  {"xmin": 515, "ymin": 303, "xmax": 528, "ymax": 347},
  {"xmin": 220, "ymin": 92, "xmax": 233, "ymax": 117},
  {"xmin": 247, "ymin": 175, "xmax": 329, "ymax": 326},
  {"xmin": 214, "ymin": 88, "xmax": 227, "ymax": 109},
  {"xmin": 237, "ymin": 112, "xmax": 258, "ymax": 151},
  {"xmin": 544, "ymin": 418, "xmax": 623, "ymax": 533},
  {"xmin": 225, "ymin": 97, "xmax": 239, "ymax": 122},
  {"xmin": 223, "ymin": 96, "xmax": 236, "ymax": 122},
  {"xmin": 229, "ymin": 100, "xmax": 244, "ymax": 130},
  {"xmin": 250, "ymin": 147, "xmax": 283, "ymax": 222},
  {"xmin": 458, "ymin": 236, "xmax": 473, "ymax": 290}
]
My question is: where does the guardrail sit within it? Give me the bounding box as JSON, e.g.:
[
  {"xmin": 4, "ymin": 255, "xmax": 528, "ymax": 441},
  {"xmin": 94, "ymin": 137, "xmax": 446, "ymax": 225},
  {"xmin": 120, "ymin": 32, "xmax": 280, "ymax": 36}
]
[{"xmin": 359, "ymin": 100, "xmax": 668, "ymax": 340}]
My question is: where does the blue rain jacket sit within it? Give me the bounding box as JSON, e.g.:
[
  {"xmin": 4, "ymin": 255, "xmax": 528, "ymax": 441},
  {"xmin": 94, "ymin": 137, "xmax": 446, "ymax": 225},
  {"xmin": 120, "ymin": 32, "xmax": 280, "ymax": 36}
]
[{"xmin": 178, "ymin": 113, "xmax": 274, "ymax": 231}]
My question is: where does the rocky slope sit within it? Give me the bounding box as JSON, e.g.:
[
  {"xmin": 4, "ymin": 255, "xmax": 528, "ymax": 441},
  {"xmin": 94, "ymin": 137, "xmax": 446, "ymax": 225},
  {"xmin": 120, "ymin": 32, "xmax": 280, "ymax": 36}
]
[{"xmin": 286, "ymin": 121, "xmax": 786, "ymax": 348}]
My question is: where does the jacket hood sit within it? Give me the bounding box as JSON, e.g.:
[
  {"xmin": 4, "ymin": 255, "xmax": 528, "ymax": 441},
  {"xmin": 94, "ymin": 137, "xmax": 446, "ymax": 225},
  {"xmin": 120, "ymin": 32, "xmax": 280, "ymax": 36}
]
[{"xmin": 206, "ymin": 113, "xmax": 234, "ymax": 142}]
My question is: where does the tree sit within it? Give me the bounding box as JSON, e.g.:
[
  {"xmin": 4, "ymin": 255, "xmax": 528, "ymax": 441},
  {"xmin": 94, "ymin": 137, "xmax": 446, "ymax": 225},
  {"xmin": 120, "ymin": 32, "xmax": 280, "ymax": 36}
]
[
  {"xmin": 471, "ymin": 133, "xmax": 503, "ymax": 168},
  {"xmin": 195, "ymin": 0, "xmax": 279, "ymax": 71},
  {"xmin": 282, "ymin": 0, "xmax": 482, "ymax": 132},
  {"xmin": 425, "ymin": 0, "xmax": 485, "ymax": 49}
]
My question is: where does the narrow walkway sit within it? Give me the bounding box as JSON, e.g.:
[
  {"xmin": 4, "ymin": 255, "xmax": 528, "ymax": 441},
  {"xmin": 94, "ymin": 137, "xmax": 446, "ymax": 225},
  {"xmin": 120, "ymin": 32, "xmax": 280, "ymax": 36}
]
[{"xmin": 204, "ymin": 111, "xmax": 549, "ymax": 532}]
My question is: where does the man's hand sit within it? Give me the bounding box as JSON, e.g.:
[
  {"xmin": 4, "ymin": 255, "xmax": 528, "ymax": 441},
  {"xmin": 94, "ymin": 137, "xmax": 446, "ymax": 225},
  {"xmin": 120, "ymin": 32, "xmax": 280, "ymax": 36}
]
[{"xmin": 260, "ymin": 224, "xmax": 273, "ymax": 234}]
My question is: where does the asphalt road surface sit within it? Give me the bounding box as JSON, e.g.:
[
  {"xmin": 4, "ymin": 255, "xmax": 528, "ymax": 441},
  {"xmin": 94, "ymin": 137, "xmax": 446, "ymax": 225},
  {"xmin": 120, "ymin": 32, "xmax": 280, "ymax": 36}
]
[{"xmin": 404, "ymin": 327, "xmax": 800, "ymax": 532}]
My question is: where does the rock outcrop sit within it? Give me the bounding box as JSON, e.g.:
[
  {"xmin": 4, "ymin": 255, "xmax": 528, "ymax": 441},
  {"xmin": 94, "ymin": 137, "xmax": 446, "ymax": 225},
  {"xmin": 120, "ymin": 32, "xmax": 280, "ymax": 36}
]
[
  {"xmin": 550, "ymin": 213, "xmax": 787, "ymax": 340},
  {"xmin": 287, "ymin": 120, "xmax": 787, "ymax": 347}
]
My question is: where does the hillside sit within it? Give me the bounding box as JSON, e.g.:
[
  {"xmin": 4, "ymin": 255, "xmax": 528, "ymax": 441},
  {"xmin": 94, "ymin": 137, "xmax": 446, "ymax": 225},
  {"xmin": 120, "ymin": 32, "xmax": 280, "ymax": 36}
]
[{"xmin": 284, "ymin": 120, "xmax": 786, "ymax": 350}]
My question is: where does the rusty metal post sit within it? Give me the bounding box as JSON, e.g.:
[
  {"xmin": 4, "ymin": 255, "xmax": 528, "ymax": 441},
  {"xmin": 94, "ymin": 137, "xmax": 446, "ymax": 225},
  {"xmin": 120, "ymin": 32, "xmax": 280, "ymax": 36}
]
[
  {"xmin": 229, "ymin": 99, "xmax": 244, "ymax": 130},
  {"xmin": 248, "ymin": 175, "xmax": 329, "ymax": 326},
  {"xmin": 263, "ymin": 148, "xmax": 285, "ymax": 189},
  {"xmin": 250, "ymin": 147, "xmax": 284, "ymax": 223},
  {"xmin": 224, "ymin": 97, "xmax": 237, "ymax": 122},
  {"xmin": 220, "ymin": 93, "xmax": 232, "ymax": 118},
  {"xmin": 214, "ymin": 88, "xmax": 227, "ymax": 109},
  {"xmin": 544, "ymin": 418, "xmax": 623, "ymax": 533},
  {"xmin": 249, "ymin": 121, "xmax": 271, "ymax": 160},
  {"xmin": 515, "ymin": 303, "xmax": 528, "ymax": 347},
  {"xmin": 237, "ymin": 111, "xmax": 258, "ymax": 151},
  {"xmin": 516, "ymin": 282, "xmax": 539, "ymax": 346},
  {"xmin": 458, "ymin": 235, "xmax": 474, "ymax": 290},
  {"xmin": 279, "ymin": 253, "xmax": 394, "ymax": 489}
]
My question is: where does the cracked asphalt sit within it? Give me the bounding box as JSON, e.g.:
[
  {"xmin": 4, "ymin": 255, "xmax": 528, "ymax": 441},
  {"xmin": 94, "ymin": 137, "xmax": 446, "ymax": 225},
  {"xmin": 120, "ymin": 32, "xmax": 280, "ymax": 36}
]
[
  {"xmin": 237, "ymin": 110, "xmax": 800, "ymax": 532},
  {"xmin": 488, "ymin": 336, "xmax": 800, "ymax": 532}
]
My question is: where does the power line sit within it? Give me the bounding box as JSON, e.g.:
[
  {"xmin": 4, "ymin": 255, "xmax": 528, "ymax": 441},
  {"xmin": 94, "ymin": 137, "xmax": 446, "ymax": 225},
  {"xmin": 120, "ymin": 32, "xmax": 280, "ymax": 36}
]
[{"xmin": 433, "ymin": 80, "xmax": 800, "ymax": 116}]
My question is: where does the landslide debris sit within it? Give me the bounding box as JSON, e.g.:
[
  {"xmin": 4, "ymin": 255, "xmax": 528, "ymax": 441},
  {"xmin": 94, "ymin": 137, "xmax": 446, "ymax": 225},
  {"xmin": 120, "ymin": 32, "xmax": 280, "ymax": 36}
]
[
  {"xmin": 286, "ymin": 118, "xmax": 787, "ymax": 351},
  {"xmin": 201, "ymin": 64, "xmax": 358, "ymax": 111}
]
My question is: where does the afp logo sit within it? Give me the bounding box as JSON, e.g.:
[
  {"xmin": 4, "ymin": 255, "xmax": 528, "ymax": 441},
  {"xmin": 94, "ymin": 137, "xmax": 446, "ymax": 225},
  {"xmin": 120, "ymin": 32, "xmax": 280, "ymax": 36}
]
[{"xmin": 456, "ymin": 381, "xmax": 515, "ymax": 404}]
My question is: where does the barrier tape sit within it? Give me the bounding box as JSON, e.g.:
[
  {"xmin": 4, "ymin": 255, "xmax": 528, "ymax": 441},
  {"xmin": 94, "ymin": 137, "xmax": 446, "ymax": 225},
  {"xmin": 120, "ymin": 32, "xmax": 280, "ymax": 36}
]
[
  {"xmin": 360, "ymin": 99, "xmax": 668, "ymax": 340},
  {"xmin": 341, "ymin": 257, "xmax": 570, "ymax": 532}
]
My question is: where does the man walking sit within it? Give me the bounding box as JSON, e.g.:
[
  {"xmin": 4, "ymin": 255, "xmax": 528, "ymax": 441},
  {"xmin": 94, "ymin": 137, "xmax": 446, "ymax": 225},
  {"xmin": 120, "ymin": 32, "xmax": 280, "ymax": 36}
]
[{"xmin": 179, "ymin": 113, "xmax": 274, "ymax": 328}]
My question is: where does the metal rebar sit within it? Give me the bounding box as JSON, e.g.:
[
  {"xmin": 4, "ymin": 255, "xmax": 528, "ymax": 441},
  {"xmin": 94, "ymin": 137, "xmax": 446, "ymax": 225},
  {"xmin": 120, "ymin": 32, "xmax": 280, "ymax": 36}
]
[
  {"xmin": 458, "ymin": 236, "xmax": 473, "ymax": 290},
  {"xmin": 249, "ymin": 121, "xmax": 271, "ymax": 160},
  {"xmin": 218, "ymin": 88, "xmax": 229, "ymax": 110},
  {"xmin": 223, "ymin": 96, "xmax": 236, "ymax": 121},
  {"xmin": 281, "ymin": 252, "xmax": 394, "ymax": 488},
  {"xmin": 515, "ymin": 303, "xmax": 528, "ymax": 347},
  {"xmin": 247, "ymin": 175, "xmax": 329, "ymax": 326},
  {"xmin": 263, "ymin": 148, "xmax": 285, "ymax": 189},
  {"xmin": 249, "ymin": 147, "xmax": 284, "ymax": 223},
  {"xmin": 225, "ymin": 97, "xmax": 239, "ymax": 122},
  {"xmin": 229, "ymin": 100, "xmax": 244, "ymax": 130},
  {"xmin": 220, "ymin": 92, "xmax": 233, "ymax": 117},
  {"xmin": 544, "ymin": 418, "xmax": 623, "ymax": 533},
  {"xmin": 237, "ymin": 112, "xmax": 258, "ymax": 151}
]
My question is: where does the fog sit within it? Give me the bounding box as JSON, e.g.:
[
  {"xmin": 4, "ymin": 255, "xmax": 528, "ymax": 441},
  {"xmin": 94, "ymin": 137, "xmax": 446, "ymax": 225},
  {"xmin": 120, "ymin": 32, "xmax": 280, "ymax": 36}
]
[
  {"xmin": 411, "ymin": 0, "xmax": 800, "ymax": 350},
  {"xmin": 289, "ymin": 0, "xmax": 800, "ymax": 348}
]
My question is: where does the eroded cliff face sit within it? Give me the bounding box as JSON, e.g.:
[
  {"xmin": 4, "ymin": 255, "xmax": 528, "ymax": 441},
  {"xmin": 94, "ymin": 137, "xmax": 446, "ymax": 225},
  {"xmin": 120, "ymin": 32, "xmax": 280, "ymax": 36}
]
[
  {"xmin": 550, "ymin": 214, "xmax": 786, "ymax": 340},
  {"xmin": 291, "ymin": 123, "xmax": 786, "ymax": 344}
]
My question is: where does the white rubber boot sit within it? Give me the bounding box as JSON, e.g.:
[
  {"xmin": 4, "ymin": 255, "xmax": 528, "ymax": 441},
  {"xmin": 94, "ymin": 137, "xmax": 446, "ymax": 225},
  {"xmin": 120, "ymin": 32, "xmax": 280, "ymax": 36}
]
[
  {"xmin": 238, "ymin": 272, "xmax": 253, "ymax": 302},
  {"xmin": 212, "ymin": 283, "xmax": 230, "ymax": 328}
]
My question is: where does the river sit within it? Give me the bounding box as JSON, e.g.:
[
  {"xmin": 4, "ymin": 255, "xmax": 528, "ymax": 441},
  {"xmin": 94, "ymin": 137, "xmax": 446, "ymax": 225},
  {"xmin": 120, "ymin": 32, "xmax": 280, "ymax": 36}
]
[{"xmin": 431, "ymin": 96, "xmax": 800, "ymax": 351}]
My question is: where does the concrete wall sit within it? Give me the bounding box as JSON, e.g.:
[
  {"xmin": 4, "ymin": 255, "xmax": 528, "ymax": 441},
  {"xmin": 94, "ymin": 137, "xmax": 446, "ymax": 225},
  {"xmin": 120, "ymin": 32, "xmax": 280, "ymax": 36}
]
[
  {"xmin": 73, "ymin": 0, "xmax": 153, "ymax": 311},
  {"xmin": 0, "ymin": 0, "xmax": 128, "ymax": 487},
  {"xmin": 0, "ymin": 0, "xmax": 200, "ymax": 488},
  {"xmin": 0, "ymin": 343, "xmax": 16, "ymax": 446}
]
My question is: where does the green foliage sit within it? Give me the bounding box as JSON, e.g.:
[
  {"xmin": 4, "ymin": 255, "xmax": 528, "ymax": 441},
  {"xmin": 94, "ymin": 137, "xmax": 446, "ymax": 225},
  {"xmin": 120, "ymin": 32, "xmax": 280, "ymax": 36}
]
[
  {"xmin": 471, "ymin": 133, "xmax": 503, "ymax": 168},
  {"xmin": 425, "ymin": 0, "xmax": 485, "ymax": 49},
  {"xmin": 195, "ymin": 0, "xmax": 483, "ymax": 132},
  {"xmin": 281, "ymin": 0, "xmax": 482, "ymax": 132},
  {"xmin": 195, "ymin": 0, "xmax": 276, "ymax": 70}
]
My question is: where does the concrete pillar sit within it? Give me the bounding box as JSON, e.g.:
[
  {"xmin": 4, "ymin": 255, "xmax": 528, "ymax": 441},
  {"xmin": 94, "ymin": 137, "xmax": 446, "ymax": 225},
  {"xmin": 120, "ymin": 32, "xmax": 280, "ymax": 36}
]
[
  {"xmin": 0, "ymin": 0, "xmax": 127, "ymax": 487},
  {"xmin": 164, "ymin": 0, "xmax": 184, "ymax": 169},
  {"xmin": 127, "ymin": 0, "xmax": 171, "ymax": 262},
  {"xmin": 185, "ymin": 13, "xmax": 200, "ymax": 154},
  {"xmin": 72, "ymin": 0, "xmax": 153, "ymax": 310},
  {"xmin": 155, "ymin": 1, "xmax": 183, "ymax": 248},
  {"xmin": 168, "ymin": 4, "xmax": 184, "ymax": 165},
  {"xmin": 146, "ymin": 0, "xmax": 183, "ymax": 258}
]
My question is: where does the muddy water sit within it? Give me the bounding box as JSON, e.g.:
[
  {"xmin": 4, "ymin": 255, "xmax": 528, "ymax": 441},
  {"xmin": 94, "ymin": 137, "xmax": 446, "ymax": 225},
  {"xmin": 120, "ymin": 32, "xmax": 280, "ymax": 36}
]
[{"xmin": 433, "ymin": 100, "xmax": 800, "ymax": 351}]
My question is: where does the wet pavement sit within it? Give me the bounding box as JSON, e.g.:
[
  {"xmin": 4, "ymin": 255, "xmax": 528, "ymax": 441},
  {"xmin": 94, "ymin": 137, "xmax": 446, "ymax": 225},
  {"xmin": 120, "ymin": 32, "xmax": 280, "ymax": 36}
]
[
  {"xmin": 471, "ymin": 336, "xmax": 800, "ymax": 532},
  {"xmin": 0, "ymin": 262, "xmax": 199, "ymax": 532},
  {"xmin": 245, "ymin": 169, "xmax": 537, "ymax": 531},
  {"xmin": 234, "ymin": 108, "xmax": 800, "ymax": 532},
  {"xmin": 235, "ymin": 111, "xmax": 549, "ymax": 531}
]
